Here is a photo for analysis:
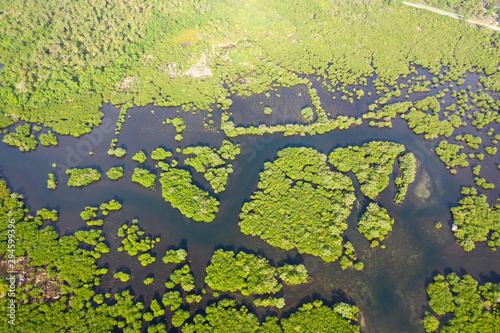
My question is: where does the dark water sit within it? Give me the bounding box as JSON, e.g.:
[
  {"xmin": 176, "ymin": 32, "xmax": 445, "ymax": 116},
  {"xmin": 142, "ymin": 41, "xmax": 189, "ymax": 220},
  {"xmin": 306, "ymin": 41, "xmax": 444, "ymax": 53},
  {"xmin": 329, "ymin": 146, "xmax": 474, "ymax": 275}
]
[{"xmin": 1, "ymin": 69, "xmax": 499, "ymax": 333}]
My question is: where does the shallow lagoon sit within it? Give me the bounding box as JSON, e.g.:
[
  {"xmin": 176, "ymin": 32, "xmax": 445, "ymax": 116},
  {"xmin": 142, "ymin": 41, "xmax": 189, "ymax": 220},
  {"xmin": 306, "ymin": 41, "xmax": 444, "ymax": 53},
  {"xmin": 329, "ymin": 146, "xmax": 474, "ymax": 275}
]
[{"xmin": 1, "ymin": 70, "xmax": 499, "ymax": 333}]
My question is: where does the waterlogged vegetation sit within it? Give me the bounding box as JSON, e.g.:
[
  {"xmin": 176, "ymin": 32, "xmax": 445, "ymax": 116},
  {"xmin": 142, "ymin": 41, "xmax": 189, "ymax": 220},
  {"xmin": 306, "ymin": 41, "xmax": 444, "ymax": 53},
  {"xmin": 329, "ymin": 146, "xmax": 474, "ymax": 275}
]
[
  {"xmin": 151, "ymin": 148, "xmax": 172, "ymax": 161},
  {"xmin": 2, "ymin": 124, "xmax": 37, "ymax": 151},
  {"xmin": 277, "ymin": 264, "xmax": 309, "ymax": 286},
  {"xmin": 159, "ymin": 166, "xmax": 219, "ymax": 222},
  {"xmin": 162, "ymin": 249, "xmax": 188, "ymax": 264},
  {"xmin": 363, "ymin": 102, "xmax": 412, "ymax": 128},
  {"xmin": 100, "ymin": 199, "xmax": 122, "ymax": 215},
  {"xmin": 66, "ymin": 168, "xmax": 101, "ymax": 187},
  {"xmin": 328, "ymin": 141, "xmax": 409, "ymax": 200},
  {"xmin": 340, "ymin": 242, "xmax": 364, "ymax": 271},
  {"xmin": 117, "ymin": 219, "xmax": 159, "ymax": 257},
  {"xmin": 205, "ymin": 249, "xmax": 282, "ymax": 296},
  {"xmin": 450, "ymin": 187, "xmax": 500, "ymax": 251},
  {"xmin": 80, "ymin": 206, "xmax": 98, "ymax": 221},
  {"xmin": 164, "ymin": 117, "xmax": 186, "ymax": 142},
  {"xmin": 358, "ymin": 203, "xmax": 395, "ymax": 248},
  {"xmin": 131, "ymin": 167, "xmax": 156, "ymax": 190},
  {"xmin": 107, "ymin": 147, "xmax": 127, "ymax": 158},
  {"xmin": 239, "ymin": 147, "xmax": 356, "ymax": 262},
  {"xmin": 1, "ymin": 0, "xmax": 500, "ymax": 331},
  {"xmin": 132, "ymin": 150, "xmax": 147, "ymax": 164},
  {"xmin": 395, "ymin": 153, "xmax": 417, "ymax": 204},
  {"xmin": 39, "ymin": 131, "xmax": 58, "ymax": 146},
  {"xmin": 435, "ymin": 140, "xmax": 469, "ymax": 173},
  {"xmin": 0, "ymin": 177, "xmax": 146, "ymax": 331},
  {"xmin": 166, "ymin": 264, "xmax": 195, "ymax": 292},
  {"xmin": 106, "ymin": 166, "xmax": 124, "ymax": 180},
  {"xmin": 36, "ymin": 208, "xmax": 58, "ymax": 222},
  {"xmin": 183, "ymin": 140, "xmax": 240, "ymax": 193},
  {"xmin": 1, "ymin": 0, "xmax": 499, "ymax": 139},
  {"xmin": 47, "ymin": 173, "xmax": 57, "ymax": 190},
  {"xmin": 455, "ymin": 134, "xmax": 482, "ymax": 149},
  {"xmin": 114, "ymin": 271, "xmax": 130, "ymax": 283},
  {"xmin": 423, "ymin": 273, "xmax": 500, "ymax": 332},
  {"xmin": 300, "ymin": 107, "xmax": 314, "ymax": 122},
  {"xmin": 254, "ymin": 297, "xmax": 286, "ymax": 309}
]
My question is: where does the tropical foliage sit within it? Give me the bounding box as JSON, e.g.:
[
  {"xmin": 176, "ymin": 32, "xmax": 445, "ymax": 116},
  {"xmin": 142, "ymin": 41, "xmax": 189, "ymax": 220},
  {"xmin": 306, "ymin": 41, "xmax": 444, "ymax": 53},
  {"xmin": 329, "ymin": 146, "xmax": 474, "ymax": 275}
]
[
  {"xmin": 281, "ymin": 301, "xmax": 359, "ymax": 332},
  {"xmin": 450, "ymin": 188, "xmax": 500, "ymax": 251},
  {"xmin": 99, "ymin": 199, "xmax": 122, "ymax": 215},
  {"xmin": 394, "ymin": 153, "xmax": 417, "ymax": 204},
  {"xmin": 358, "ymin": 203, "xmax": 395, "ymax": 248},
  {"xmin": 66, "ymin": 168, "xmax": 101, "ymax": 187},
  {"xmin": 132, "ymin": 150, "xmax": 147, "ymax": 164},
  {"xmin": 163, "ymin": 249, "xmax": 188, "ymax": 264},
  {"xmin": 39, "ymin": 131, "xmax": 58, "ymax": 146},
  {"xmin": 329, "ymin": 141, "xmax": 406, "ymax": 200},
  {"xmin": 239, "ymin": 147, "xmax": 356, "ymax": 262},
  {"xmin": 424, "ymin": 273, "xmax": 500, "ymax": 332},
  {"xmin": 159, "ymin": 167, "xmax": 219, "ymax": 222},
  {"xmin": 117, "ymin": 219, "xmax": 159, "ymax": 257},
  {"xmin": 2, "ymin": 124, "xmax": 37, "ymax": 151},
  {"xmin": 205, "ymin": 249, "xmax": 282, "ymax": 296},
  {"xmin": 151, "ymin": 148, "xmax": 172, "ymax": 161},
  {"xmin": 106, "ymin": 167, "xmax": 124, "ymax": 180},
  {"xmin": 131, "ymin": 167, "xmax": 156, "ymax": 189},
  {"xmin": 47, "ymin": 173, "xmax": 57, "ymax": 190},
  {"xmin": 183, "ymin": 140, "xmax": 240, "ymax": 193},
  {"xmin": 277, "ymin": 264, "xmax": 309, "ymax": 286}
]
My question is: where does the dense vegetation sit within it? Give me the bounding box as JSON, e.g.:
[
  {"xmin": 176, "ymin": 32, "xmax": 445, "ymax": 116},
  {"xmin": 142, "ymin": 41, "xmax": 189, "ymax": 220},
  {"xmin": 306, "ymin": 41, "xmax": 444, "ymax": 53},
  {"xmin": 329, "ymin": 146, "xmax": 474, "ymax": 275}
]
[
  {"xmin": 159, "ymin": 165, "xmax": 219, "ymax": 222},
  {"xmin": 66, "ymin": 168, "xmax": 101, "ymax": 187},
  {"xmin": 328, "ymin": 141, "xmax": 408, "ymax": 200},
  {"xmin": 0, "ymin": 0, "xmax": 499, "ymax": 143},
  {"xmin": 0, "ymin": 177, "xmax": 147, "ymax": 332},
  {"xmin": 165, "ymin": 117, "xmax": 186, "ymax": 142},
  {"xmin": 107, "ymin": 147, "xmax": 127, "ymax": 158},
  {"xmin": 239, "ymin": 147, "xmax": 356, "ymax": 262},
  {"xmin": 300, "ymin": 107, "xmax": 314, "ymax": 122},
  {"xmin": 205, "ymin": 249, "xmax": 282, "ymax": 296},
  {"xmin": 358, "ymin": 203, "xmax": 395, "ymax": 248},
  {"xmin": 132, "ymin": 150, "xmax": 147, "ymax": 164},
  {"xmin": 254, "ymin": 297, "xmax": 286, "ymax": 309},
  {"xmin": 363, "ymin": 102, "xmax": 412, "ymax": 128},
  {"xmin": 106, "ymin": 166, "xmax": 124, "ymax": 180},
  {"xmin": 39, "ymin": 131, "xmax": 58, "ymax": 146},
  {"xmin": 183, "ymin": 140, "xmax": 240, "ymax": 193},
  {"xmin": 47, "ymin": 173, "xmax": 57, "ymax": 190},
  {"xmin": 151, "ymin": 148, "xmax": 172, "ymax": 161},
  {"xmin": 423, "ymin": 272, "xmax": 500, "ymax": 332},
  {"xmin": 435, "ymin": 140, "xmax": 469, "ymax": 173},
  {"xmin": 131, "ymin": 167, "xmax": 156, "ymax": 190},
  {"xmin": 394, "ymin": 153, "xmax": 417, "ymax": 204},
  {"xmin": 2, "ymin": 124, "xmax": 37, "ymax": 151},
  {"xmin": 281, "ymin": 301, "xmax": 360, "ymax": 332},
  {"xmin": 163, "ymin": 249, "xmax": 188, "ymax": 264},
  {"xmin": 166, "ymin": 264, "xmax": 195, "ymax": 292},
  {"xmin": 277, "ymin": 264, "xmax": 309, "ymax": 286},
  {"xmin": 450, "ymin": 187, "xmax": 500, "ymax": 251},
  {"xmin": 117, "ymin": 219, "xmax": 159, "ymax": 256},
  {"xmin": 183, "ymin": 299, "xmax": 360, "ymax": 332},
  {"xmin": 100, "ymin": 199, "xmax": 122, "ymax": 216}
]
